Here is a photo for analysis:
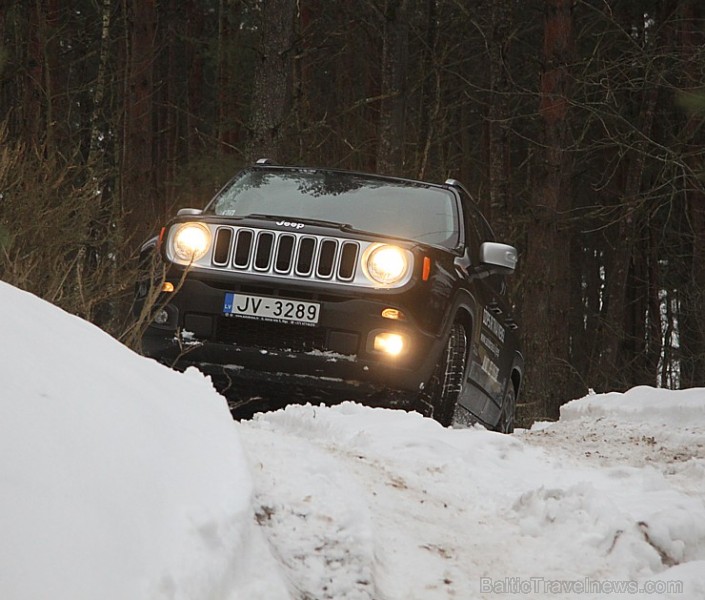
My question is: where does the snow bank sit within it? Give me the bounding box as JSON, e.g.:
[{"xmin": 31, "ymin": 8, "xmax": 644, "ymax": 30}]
[
  {"xmin": 0, "ymin": 282, "xmax": 287, "ymax": 600},
  {"xmin": 520, "ymin": 387, "xmax": 705, "ymax": 598},
  {"xmin": 561, "ymin": 386, "xmax": 705, "ymax": 425},
  {"xmin": 552, "ymin": 387, "xmax": 705, "ymax": 491}
]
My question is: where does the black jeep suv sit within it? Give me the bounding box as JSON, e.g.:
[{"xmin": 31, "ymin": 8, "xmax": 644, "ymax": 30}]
[{"xmin": 135, "ymin": 161, "xmax": 523, "ymax": 431}]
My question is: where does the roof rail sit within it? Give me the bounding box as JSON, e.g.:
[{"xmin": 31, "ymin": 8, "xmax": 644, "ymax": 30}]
[{"xmin": 255, "ymin": 158, "xmax": 275, "ymax": 165}]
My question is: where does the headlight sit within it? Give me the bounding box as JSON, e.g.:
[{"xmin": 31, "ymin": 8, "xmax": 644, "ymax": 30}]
[
  {"xmin": 364, "ymin": 244, "xmax": 409, "ymax": 285},
  {"xmin": 172, "ymin": 222, "xmax": 211, "ymax": 262}
]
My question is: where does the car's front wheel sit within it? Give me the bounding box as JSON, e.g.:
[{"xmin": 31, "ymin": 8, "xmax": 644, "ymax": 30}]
[
  {"xmin": 425, "ymin": 323, "xmax": 468, "ymax": 426},
  {"xmin": 496, "ymin": 384, "xmax": 516, "ymax": 433}
]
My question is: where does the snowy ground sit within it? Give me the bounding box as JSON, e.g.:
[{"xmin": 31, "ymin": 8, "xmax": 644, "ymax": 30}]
[
  {"xmin": 241, "ymin": 397, "xmax": 705, "ymax": 600},
  {"xmin": 2, "ymin": 280, "xmax": 705, "ymax": 599}
]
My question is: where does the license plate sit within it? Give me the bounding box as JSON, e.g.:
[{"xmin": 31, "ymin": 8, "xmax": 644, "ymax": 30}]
[{"xmin": 223, "ymin": 293, "xmax": 320, "ymax": 326}]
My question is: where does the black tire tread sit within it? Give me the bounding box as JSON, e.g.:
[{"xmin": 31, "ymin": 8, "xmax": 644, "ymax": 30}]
[
  {"xmin": 429, "ymin": 323, "xmax": 467, "ymax": 426},
  {"xmin": 497, "ymin": 386, "xmax": 516, "ymax": 433}
]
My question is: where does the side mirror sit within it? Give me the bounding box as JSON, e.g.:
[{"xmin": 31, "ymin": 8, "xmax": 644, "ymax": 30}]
[
  {"xmin": 177, "ymin": 208, "xmax": 203, "ymax": 217},
  {"xmin": 480, "ymin": 242, "xmax": 518, "ymax": 274}
]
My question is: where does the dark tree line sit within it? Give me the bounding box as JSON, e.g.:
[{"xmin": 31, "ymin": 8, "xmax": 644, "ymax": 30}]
[{"xmin": 2, "ymin": 0, "xmax": 705, "ymax": 422}]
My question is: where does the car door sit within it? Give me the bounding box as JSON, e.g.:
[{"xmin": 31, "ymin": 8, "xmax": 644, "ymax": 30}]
[{"xmin": 456, "ymin": 196, "xmax": 517, "ymax": 424}]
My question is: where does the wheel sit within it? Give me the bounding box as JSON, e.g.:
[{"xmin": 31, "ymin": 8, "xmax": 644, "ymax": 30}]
[
  {"xmin": 425, "ymin": 323, "xmax": 468, "ymax": 426},
  {"xmin": 496, "ymin": 385, "xmax": 516, "ymax": 433}
]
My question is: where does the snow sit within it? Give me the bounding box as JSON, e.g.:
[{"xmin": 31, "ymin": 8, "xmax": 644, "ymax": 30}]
[
  {"xmin": 0, "ymin": 281, "xmax": 288, "ymax": 600},
  {"xmin": 2, "ymin": 280, "xmax": 705, "ymax": 599}
]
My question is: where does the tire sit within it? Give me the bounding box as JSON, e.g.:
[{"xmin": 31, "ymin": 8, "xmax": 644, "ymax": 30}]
[
  {"xmin": 496, "ymin": 385, "xmax": 516, "ymax": 434},
  {"xmin": 426, "ymin": 323, "xmax": 468, "ymax": 426}
]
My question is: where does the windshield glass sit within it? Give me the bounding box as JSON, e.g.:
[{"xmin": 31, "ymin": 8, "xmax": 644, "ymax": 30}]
[{"xmin": 207, "ymin": 169, "xmax": 460, "ymax": 248}]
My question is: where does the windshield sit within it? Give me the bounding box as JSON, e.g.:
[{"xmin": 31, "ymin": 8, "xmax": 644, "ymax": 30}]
[{"xmin": 207, "ymin": 169, "xmax": 460, "ymax": 248}]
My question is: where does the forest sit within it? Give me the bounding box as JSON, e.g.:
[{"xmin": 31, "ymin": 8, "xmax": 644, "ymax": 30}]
[{"xmin": 1, "ymin": 0, "xmax": 704, "ymax": 423}]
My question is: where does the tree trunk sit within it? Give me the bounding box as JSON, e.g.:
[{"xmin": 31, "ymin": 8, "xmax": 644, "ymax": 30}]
[
  {"xmin": 217, "ymin": 0, "xmax": 241, "ymax": 153},
  {"xmin": 416, "ymin": 0, "xmax": 438, "ymax": 180},
  {"xmin": 24, "ymin": 0, "xmax": 43, "ymax": 144},
  {"xmin": 185, "ymin": 0, "xmax": 204, "ymax": 158},
  {"xmin": 87, "ymin": 0, "xmax": 112, "ymax": 168},
  {"xmin": 155, "ymin": 0, "xmax": 178, "ymax": 209},
  {"xmin": 43, "ymin": 0, "xmax": 67, "ymax": 153},
  {"xmin": 376, "ymin": 0, "xmax": 408, "ymax": 176},
  {"xmin": 487, "ymin": 0, "xmax": 513, "ymax": 241},
  {"xmin": 519, "ymin": 0, "xmax": 576, "ymax": 420},
  {"xmin": 679, "ymin": 0, "xmax": 705, "ymax": 387},
  {"xmin": 121, "ymin": 0, "xmax": 156, "ymax": 238},
  {"xmin": 246, "ymin": 0, "xmax": 296, "ymax": 162}
]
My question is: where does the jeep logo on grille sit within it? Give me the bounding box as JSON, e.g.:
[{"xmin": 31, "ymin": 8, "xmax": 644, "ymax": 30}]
[{"xmin": 276, "ymin": 220, "xmax": 305, "ymax": 229}]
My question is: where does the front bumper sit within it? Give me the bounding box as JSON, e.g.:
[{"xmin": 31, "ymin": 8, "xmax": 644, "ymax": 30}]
[{"xmin": 139, "ymin": 275, "xmax": 443, "ymax": 408}]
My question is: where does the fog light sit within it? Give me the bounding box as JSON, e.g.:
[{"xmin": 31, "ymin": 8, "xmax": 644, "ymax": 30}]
[
  {"xmin": 161, "ymin": 281, "xmax": 175, "ymax": 293},
  {"xmin": 373, "ymin": 332, "xmax": 405, "ymax": 356},
  {"xmin": 153, "ymin": 309, "xmax": 169, "ymax": 325}
]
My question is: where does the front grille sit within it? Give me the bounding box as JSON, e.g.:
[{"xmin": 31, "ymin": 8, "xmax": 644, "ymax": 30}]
[
  {"xmin": 211, "ymin": 227, "xmax": 360, "ymax": 284},
  {"xmin": 217, "ymin": 316, "xmax": 327, "ymax": 352}
]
